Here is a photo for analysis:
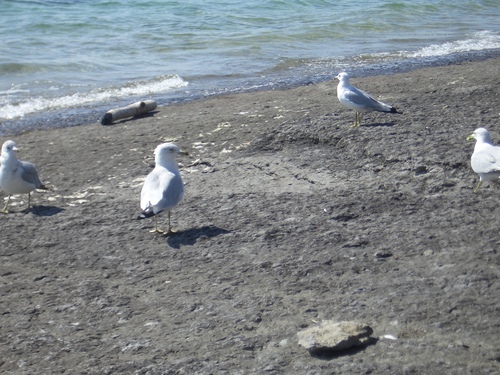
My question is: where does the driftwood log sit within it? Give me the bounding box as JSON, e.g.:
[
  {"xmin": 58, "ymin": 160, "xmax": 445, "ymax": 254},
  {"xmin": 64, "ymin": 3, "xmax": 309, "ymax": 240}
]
[{"xmin": 100, "ymin": 100, "xmax": 157, "ymax": 125}]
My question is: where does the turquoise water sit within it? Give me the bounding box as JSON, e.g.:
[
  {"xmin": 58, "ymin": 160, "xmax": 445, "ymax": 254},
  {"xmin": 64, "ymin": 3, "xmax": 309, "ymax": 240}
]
[{"xmin": 1, "ymin": 0, "xmax": 500, "ymax": 134}]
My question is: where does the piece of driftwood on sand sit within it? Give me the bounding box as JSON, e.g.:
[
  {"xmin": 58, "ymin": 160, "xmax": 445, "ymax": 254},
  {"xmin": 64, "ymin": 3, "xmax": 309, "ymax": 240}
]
[{"xmin": 100, "ymin": 100, "xmax": 157, "ymax": 125}]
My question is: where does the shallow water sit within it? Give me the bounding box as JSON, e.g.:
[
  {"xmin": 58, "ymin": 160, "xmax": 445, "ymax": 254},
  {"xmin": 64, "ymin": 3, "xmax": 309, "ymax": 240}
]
[{"xmin": 1, "ymin": 0, "xmax": 499, "ymax": 134}]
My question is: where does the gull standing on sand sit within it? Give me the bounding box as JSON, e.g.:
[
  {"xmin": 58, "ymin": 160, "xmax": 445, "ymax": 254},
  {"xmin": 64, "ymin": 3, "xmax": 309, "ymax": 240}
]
[
  {"xmin": 335, "ymin": 72, "xmax": 399, "ymax": 127},
  {"xmin": 466, "ymin": 128, "xmax": 500, "ymax": 192},
  {"xmin": 138, "ymin": 143, "xmax": 186, "ymax": 235},
  {"xmin": 0, "ymin": 140, "xmax": 47, "ymax": 213}
]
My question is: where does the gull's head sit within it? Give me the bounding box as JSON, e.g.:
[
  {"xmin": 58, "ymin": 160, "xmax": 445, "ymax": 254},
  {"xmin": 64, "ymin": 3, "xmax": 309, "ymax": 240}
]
[
  {"xmin": 467, "ymin": 128, "xmax": 492, "ymax": 144},
  {"xmin": 1, "ymin": 140, "xmax": 18, "ymax": 155},
  {"xmin": 335, "ymin": 72, "xmax": 349, "ymax": 83},
  {"xmin": 154, "ymin": 142, "xmax": 186, "ymax": 164}
]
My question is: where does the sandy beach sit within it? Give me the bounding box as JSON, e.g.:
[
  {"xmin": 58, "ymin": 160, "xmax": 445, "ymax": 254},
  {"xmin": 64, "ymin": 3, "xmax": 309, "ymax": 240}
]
[{"xmin": 1, "ymin": 57, "xmax": 499, "ymax": 374}]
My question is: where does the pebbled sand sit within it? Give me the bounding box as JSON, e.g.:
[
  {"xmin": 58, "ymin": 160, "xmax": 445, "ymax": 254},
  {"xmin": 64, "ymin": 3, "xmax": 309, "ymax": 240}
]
[{"xmin": 1, "ymin": 57, "xmax": 499, "ymax": 374}]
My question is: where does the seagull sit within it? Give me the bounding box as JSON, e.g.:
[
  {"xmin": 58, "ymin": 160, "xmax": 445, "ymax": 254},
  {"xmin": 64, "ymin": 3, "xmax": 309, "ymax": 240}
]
[
  {"xmin": 335, "ymin": 72, "xmax": 399, "ymax": 127},
  {"xmin": 138, "ymin": 143, "xmax": 186, "ymax": 235},
  {"xmin": 0, "ymin": 140, "xmax": 47, "ymax": 213},
  {"xmin": 466, "ymin": 128, "xmax": 500, "ymax": 192}
]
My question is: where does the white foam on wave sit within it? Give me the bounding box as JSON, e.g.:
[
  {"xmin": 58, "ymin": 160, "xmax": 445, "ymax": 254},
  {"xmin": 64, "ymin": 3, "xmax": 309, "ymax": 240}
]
[
  {"xmin": 325, "ymin": 31, "xmax": 500, "ymax": 72},
  {"xmin": 0, "ymin": 74, "xmax": 188, "ymax": 120},
  {"xmin": 408, "ymin": 31, "xmax": 500, "ymax": 58}
]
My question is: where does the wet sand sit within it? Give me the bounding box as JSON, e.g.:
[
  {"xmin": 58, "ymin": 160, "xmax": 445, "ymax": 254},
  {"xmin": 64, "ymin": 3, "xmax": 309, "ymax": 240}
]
[{"xmin": 1, "ymin": 57, "xmax": 499, "ymax": 374}]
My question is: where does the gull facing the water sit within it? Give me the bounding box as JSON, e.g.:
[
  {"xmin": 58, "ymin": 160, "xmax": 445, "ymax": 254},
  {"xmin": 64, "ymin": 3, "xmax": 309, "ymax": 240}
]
[
  {"xmin": 467, "ymin": 128, "xmax": 500, "ymax": 192},
  {"xmin": 0, "ymin": 140, "xmax": 47, "ymax": 213},
  {"xmin": 335, "ymin": 72, "xmax": 399, "ymax": 127},
  {"xmin": 138, "ymin": 143, "xmax": 186, "ymax": 235}
]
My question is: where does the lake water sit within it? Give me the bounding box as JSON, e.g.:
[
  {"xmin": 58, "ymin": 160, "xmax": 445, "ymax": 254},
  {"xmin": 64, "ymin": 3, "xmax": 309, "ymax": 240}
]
[{"xmin": 1, "ymin": 0, "xmax": 500, "ymax": 135}]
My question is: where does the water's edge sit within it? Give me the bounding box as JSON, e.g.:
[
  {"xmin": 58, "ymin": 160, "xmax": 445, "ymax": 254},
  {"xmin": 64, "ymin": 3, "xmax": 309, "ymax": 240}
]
[{"xmin": 1, "ymin": 48, "xmax": 499, "ymax": 137}]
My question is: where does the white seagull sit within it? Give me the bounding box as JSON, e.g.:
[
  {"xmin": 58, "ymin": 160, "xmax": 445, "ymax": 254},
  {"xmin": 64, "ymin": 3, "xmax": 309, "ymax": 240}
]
[
  {"xmin": 138, "ymin": 143, "xmax": 186, "ymax": 234},
  {"xmin": 335, "ymin": 72, "xmax": 399, "ymax": 127},
  {"xmin": 0, "ymin": 140, "xmax": 47, "ymax": 213},
  {"xmin": 466, "ymin": 128, "xmax": 500, "ymax": 192}
]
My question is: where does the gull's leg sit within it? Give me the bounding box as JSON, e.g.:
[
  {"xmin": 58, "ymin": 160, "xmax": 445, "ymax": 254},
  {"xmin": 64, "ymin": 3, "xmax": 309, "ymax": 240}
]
[
  {"xmin": 473, "ymin": 181, "xmax": 482, "ymax": 193},
  {"xmin": 1, "ymin": 195, "xmax": 11, "ymax": 213},
  {"xmin": 149, "ymin": 212, "xmax": 176, "ymax": 236},
  {"xmin": 350, "ymin": 112, "xmax": 361, "ymax": 128},
  {"xmin": 164, "ymin": 211, "xmax": 176, "ymax": 236},
  {"xmin": 349, "ymin": 112, "xmax": 357, "ymax": 128},
  {"xmin": 21, "ymin": 193, "xmax": 32, "ymax": 213},
  {"xmin": 149, "ymin": 216, "xmax": 164, "ymax": 234}
]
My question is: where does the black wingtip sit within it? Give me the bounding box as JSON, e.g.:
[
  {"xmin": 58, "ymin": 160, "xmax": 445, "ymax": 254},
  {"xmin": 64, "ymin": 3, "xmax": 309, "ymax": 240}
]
[
  {"xmin": 137, "ymin": 211, "xmax": 155, "ymax": 220},
  {"xmin": 390, "ymin": 107, "xmax": 401, "ymax": 114}
]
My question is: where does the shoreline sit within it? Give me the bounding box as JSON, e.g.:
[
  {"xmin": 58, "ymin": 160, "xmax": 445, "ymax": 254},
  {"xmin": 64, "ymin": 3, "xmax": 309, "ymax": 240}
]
[
  {"xmin": 2, "ymin": 48, "xmax": 500, "ymax": 136},
  {"xmin": 1, "ymin": 57, "xmax": 499, "ymax": 373}
]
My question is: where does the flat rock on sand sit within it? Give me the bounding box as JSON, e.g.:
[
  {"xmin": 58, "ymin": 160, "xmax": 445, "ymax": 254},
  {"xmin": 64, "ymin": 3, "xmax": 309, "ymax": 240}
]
[
  {"xmin": 0, "ymin": 57, "xmax": 499, "ymax": 374},
  {"xmin": 297, "ymin": 321, "xmax": 374, "ymax": 354}
]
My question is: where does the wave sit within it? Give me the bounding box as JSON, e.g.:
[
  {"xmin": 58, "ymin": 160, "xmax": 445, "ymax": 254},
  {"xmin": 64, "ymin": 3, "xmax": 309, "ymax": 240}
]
[
  {"xmin": 338, "ymin": 31, "xmax": 500, "ymax": 68},
  {"xmin": 407, "ymin": 31, "xmax": 500, "ymax": 58},
  {"xmin": 0, "ymin": 74, "xmax": 187, "ymax": 120}
]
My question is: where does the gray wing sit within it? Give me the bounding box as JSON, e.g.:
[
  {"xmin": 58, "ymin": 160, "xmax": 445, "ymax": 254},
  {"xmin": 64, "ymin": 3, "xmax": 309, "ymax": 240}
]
[
  {"xmin": 19, "ymin": 161, "xmax": 44, "ymax": 188},
  {"xmin": 345, "ymin": 86, "xmax": 391, "ymax": 111},
  {"xmin": 471, "ymin": 146, "xmax": 500, "ymax": 174},
  {"xmin": 156, "ymin": 173, "xmax": 184, "ymax": 213}
]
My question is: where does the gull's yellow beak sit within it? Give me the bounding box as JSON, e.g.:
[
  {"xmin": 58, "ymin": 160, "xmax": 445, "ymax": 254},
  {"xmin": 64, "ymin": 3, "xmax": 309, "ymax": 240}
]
[
  {"xmin": 466, "ymin": 135, "xmax": 475, "ymax": 141},
  {"xmin": 179, "ymin": 150, "xmax": 189, "ymax": 156}
]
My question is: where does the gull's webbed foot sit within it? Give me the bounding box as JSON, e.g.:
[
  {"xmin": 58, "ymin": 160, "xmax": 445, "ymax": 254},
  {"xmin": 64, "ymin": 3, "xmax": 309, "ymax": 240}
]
[
  {"xmin": 149, "ymin": 228, "xmax": 164, "ymax": 234},
  {"xmin": 149, "ymin": 228, "xmax": 176, "ymax": 236},
  {"xmin": 163, "ymin": 229, "xmax": 176, "ymax": 236}
]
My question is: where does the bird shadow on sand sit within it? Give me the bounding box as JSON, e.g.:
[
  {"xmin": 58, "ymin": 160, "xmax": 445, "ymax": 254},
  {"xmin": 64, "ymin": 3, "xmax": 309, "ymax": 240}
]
[
  {"xmin": 29, "ymin": 205, "xmax": 65, "ymax": 217},
  {"xmin": 167, "ymin": 225, "xmax": 230, "ymax": 249}
]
